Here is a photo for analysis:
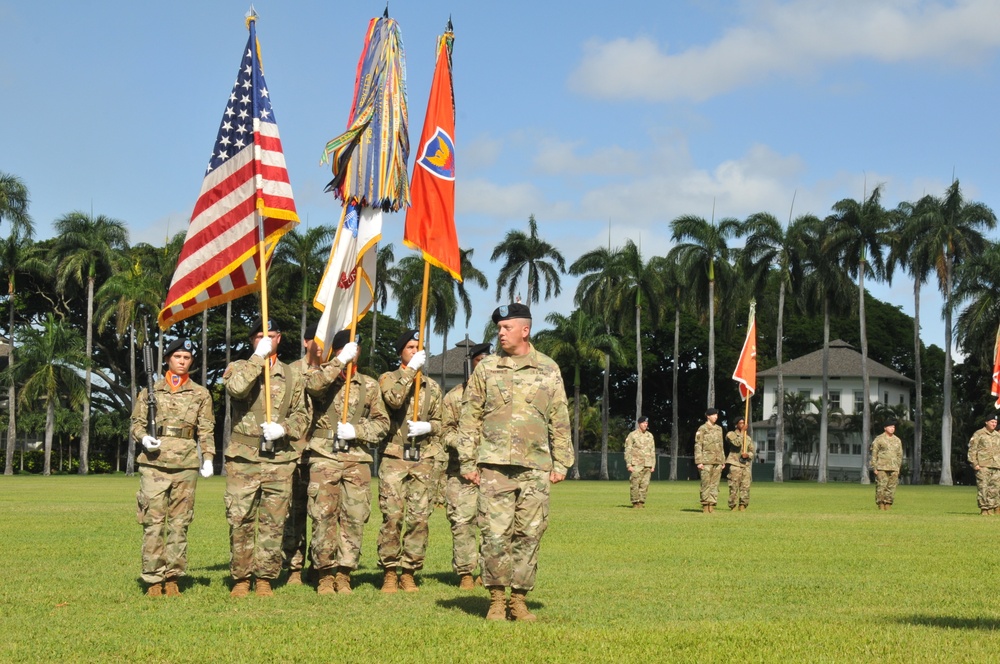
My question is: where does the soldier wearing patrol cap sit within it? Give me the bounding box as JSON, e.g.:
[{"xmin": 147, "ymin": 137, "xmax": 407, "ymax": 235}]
[
  {"xmin": 130, "ymin": 337, "xmax": 215, "ymax": 596},
  {"xmin": 624, "ymin": 416, "xmax": 656, "ymax": 509},
  {"xmin": 968, "ymin": 411, "xmax": 1000, "ymax": 515},
  {"xmin": 457, "ymin": 303, "xmax": 574, "ymax": 621},
  {"xmin": 441, "ymin": 341, "xmax": 491, "ymax": 589},
  {"xmin": 223, "ymin": 318, "xmax": 310, "ymax": 597},
  {"xmin": 694, "ymin": 407, "xmax": 724, "ymax": 513},
  {"xmin": 870, "ymin": 417, "xmax": 903, "ymax": 510},
  {"xmin": 375, "ymin": 328, "xmax": 444, "ymax": 593}
]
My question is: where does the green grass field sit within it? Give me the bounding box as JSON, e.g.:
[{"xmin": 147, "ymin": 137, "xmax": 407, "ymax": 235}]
[{"xmin": 0, "ymin": 476, "xmax": 997, "ymax": 662}]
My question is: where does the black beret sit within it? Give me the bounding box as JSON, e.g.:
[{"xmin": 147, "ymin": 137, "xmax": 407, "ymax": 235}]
[
  {"xmin": 637, "ymin": 416, "xmax": 648, "ymax": 424},
  {"xmin": 883, "ymin": 418, "xmax": 898, "ymax": 428},
  {"xmin": 492, "ymin": 303, "xmax": 531, "ymax": 324},
  {"xmin": 332, "ymin": 329, "xmax": 352, "ymax": 351},
  {"xmin": 249, "ymin": 317, "xmax": 279, "ymax": 336},
  {"xmin": 304, "ymin": 322, "xmax": 318, "ymax": 342},
  {"xmin": 163, "ymin": 338, "xmax": 194, "ymax": 358},
  {"xmin": 706, "ymin": 408, "xmax": 719, "ymax": 416},
  {"xmin": 468, "ymin": 342, "xmax": 491, "ymax": 359},
  {"xmin": 735, "ymin": 416, "xmax": 746, "ymax": 424},
  {"xmin": 986, "ymin": 412, "xmax": 999, "ymax": 423},
  {"xmin": 395, "ymin": 329, "xmax": 419, "ymax": 355}
]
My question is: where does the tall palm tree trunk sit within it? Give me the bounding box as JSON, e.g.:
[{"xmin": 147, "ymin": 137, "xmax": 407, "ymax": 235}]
[
  {"xmin": 911, "ymin": 277, "xmax": 923, "ymax": 485},
  {"xmin": 300, "ymin": 291, "xmax": 308, "ymax": 356},
  {"xmin": 600, "ymin": 351, "xmax": 610, "ymax": 480},
  {"xmin": 635, "ymin": 301, "xmax": 643, "ymax": 421},
  {"xmin": 43, "ymin": 399, "xmax": 55, "ymax": 475},
  {"xmin": 707, "ymin": 277, "xmax": 716, "ymax": 407},
  {"xmin": 859, "ymin": 265, "xmax": 872, "ymax": 485},
  {"xmin": 370, "ymin": 307, "xmax": 379, "ymax": 354},
  {"xmin": 774, "ymin": 279, "xmax": 786, "ymax": 482},
  {"xmin": 78, "ymin": 277, "xmax": 94, "ymax": 475},
  {"xmin": 126, "ymin": 322, "xmax": 137, "ymax": 476},
  {"xmin": 571, "ymin": 367, "xmax": 581, "ymax": 481},
  {"xmin": 4, "ymin": 284, "xmax": 16, "ymax": 476},
  {"xmin": 940, "ymin": 260, "xmax": 954, "ymax": 485},
  {"xmin": 818, "ymin": 297, "xmax": 830, "ymax": 483},
  {"xmin": 670, "ymin": 304, "xmax": 680, "ymax": 481}
]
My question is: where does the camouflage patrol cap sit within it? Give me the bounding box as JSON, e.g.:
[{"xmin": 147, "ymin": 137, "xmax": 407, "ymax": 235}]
[
  {"xmin": 492, "ymin": 303, "xmax": 531, "ymax": 324},
  {"xmin": 468, "ymin": 342, "xmax": 491, "ymax": 359},
  {"xmin": 249, "ymin": 317, "xmax": 279, "ymax": 336},
  {"xmin": 163, "ymin": 338, "xmax": 194, "ymax": 358},
  {"xmin": 395, "ymin": 329, "xmax": 419, "ymax": 355}
]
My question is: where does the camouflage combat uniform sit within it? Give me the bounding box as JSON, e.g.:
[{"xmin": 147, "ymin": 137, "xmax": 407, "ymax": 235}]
[
  {"xmin": 376, "ymin": 366, "xmax": 443, "ymax": 573},
  {"xmin": 870, "ymin": 432, "xmax": 903, "ymax": 506},
  {"xmin": 223, "ymin": 355, "xmax": 309, "ymax": 582},
  {"xmin": 968, "ymin": 426, "xmax": 1000, "ymax": 511},
  {"xmin": 457, "ymin": 344, "xmax": 574, "ymax": 591},
  {"xmin": 281, "ymin": 357, "xmax": 314, "ymax": 577},
  {"xmin": 306, "ymin": 359, "xmax": 389, "ymax": 572},
  {"xmin": 623, "ymin": 428, "xmax": 655, "ymax": 506},
  {"xmin": 131, "ymin": 374, "xmax": 215, "ymax": 585},
  {"xmin": 725, "ymin": 430, "xmax": 755, "ymax": 509},
  {"xmin": 441, "ymin": 381, "xmax": 480, "ymax": 576},
  {"xmin": 694, "ymin": 420, "xmax": 725, "ymax": 507}
]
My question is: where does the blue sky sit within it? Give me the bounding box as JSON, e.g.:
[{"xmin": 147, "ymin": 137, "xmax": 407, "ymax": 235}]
[{"xmin": 3, "ymin": 0, "xmax": 1000, "ymax": 359}]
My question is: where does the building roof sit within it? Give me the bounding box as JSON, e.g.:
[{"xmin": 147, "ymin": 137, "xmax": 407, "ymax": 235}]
[
  {"xmin": 423, "ymin": 336, "xmax": 491, "ymax": 378},
  {"xmin": 757, "ymin": 339, "xmax": 912, "ymax": 383}
]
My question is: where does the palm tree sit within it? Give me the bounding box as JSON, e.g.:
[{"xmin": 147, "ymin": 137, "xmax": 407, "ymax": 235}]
[
  {"xmin": 0, "ymin": 173, "xmax": 30, "ymax": 231},
  {"xmin": 389, "ymin": 255, "xmax": 457, "ymax": 355},
  {"xmin": 52, "ymin": 212, "xmax": 129, "ymax": 474},
  {"xmin": 442, "ymin": 248, "xmax": 489, "ymax": 387},
  {"xmin": 649, "ymin": 255, "xmax": 685, "ymax": 480},
  {"xmin": 491, "ymin": 214, "xmax": 565, "ymax": 304},
  {"xmin": 955, "ymin": 241, "xmax": 1000, "ymax": 361},
  {"xmin": 739, "ymin": 211, "xmax": 813, "ymax": 482},
  {"xmin": 371, "ymin": 243, "xmax": 396, "ymax": 352},
  {"xmin": 2, "ymin": 314, "xmax": 87, "ymax": 475},
  {"xmin": 826, "ymin": 185, "xmax": 890, "ymax": 484},
  {"xmin": 271, "ymin": 225, "xmax": 334, "ymax": 347},
  {"xmin": 669, "ymin": 214, "xmax": 740, "ymax": 408}
]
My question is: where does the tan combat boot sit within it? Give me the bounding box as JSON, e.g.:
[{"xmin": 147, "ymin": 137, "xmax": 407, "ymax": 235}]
[
  {"xmin": 509, "ymin": 589, "xmax": 537, "ymax": 622},
  {"xmin": 335, "ymin": 568, "xmax": 353, "ymax": 595},
  {"xmin": 738, "ymin": 505, "xmax": 747, "ymax": 512},
  {"xmin": 255, "ymin": 578, "xmax": 274, "ymax": 597},
  {"xmin": 230, "ymin": 578, "xmax": 251, "ymax": 598},
  {"xmin": 458, "ymin": 574, "xmax": 475, "ymax": 590},
  {"xmin": 286, "ymin": 570, "xmax": 303, "ymax": 585},
  {"xmin": 146, "ymin": 582, "xmax": 163, "ymax": 597},
  {"xmin": 632, "ymin": 503, "xmax": 641, "ymax": 509},
  {"xmin": 708, "ymin": 505, "xmax": 715, "ymax": 513},
  {"xmin": 164, "ymin": 579, "xmax": 181, "ymax": 596},
  {"xmin": 486, "ymin": 586, "xmax": 507, "ymax": 621},
  {"xmin": 399, "ymin": 570, "xmax": 419, "ymax": 592},
  {"xmin": 316, "ymin": 570, "xmax": 336, "ymax": 596},
  {"xmin": 381, "ymin": 569, "xmax": 398, "ymax": 594},
  {"xmin": 702, "ymin": 505, "xmax": 710, "ymax": 513}
]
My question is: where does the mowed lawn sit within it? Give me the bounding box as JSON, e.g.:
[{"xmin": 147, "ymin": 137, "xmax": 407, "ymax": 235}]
[{"xmin": 0, "ymin": 475, "xmax": 997, "ymax": 663}]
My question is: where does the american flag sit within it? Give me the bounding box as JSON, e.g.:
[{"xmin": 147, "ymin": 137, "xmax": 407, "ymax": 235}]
[{"xmin": 159, "ymin": 16, "xmax": 298, "ymax": 330}]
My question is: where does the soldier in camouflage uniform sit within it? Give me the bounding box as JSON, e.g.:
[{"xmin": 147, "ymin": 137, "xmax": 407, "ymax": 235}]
[
  {"xmin": 624, "ymin": 416, "xmax": 655, "ymax": 508},
  {"xmin": 282, "ymin": 323, "xmax": 319, "ymax": 585},
  {"xmin": 967, "ymin": 411, "xmax": 1000, "ymax": 515},
  {"xmin": 376, "ymin": 329, "xmax": 443, "ymax": 593},
  {"xmin": 870, "ymin": 418, "xmax": 903, "ymax": 510},
  {"xmin": 694, "ymin": 408, "xmax": 724, "ymax": 513},
  {"xmin": 131, "ymin": 338, "xmax": 215, "ymax": 596},
  {"xmin": 306, "ymin": 330, "xmax": 390, "ymax": 595},
  {"xmin": 725, "ymin": 417, "xmax": 755, "ymax": 511},
  {"xmin": 457, "ymin": 304, "xmax": 574, "ymax": 622},
  {"xmin": 223, "ymin": 319, "xmax": 310, "ymax": 597},
  {"xmin": 441, "ymin": 342, "xmax": 490, "ymax": 589}
]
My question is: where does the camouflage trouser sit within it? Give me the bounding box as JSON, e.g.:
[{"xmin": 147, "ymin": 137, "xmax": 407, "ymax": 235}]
[
  {"xmin": 281, "ymin": 458, "xmax": 310, "ymax": 572},
  {"xmin": 699, "ymin": 464, "xmax": 723, "ymax": 506},
  {"xmin": 975, "ymin": 467, "xmax": 1000, "ymax": 510},
  {"xmin": 377, "ymin": 456, "xmax": 433, "ymax": 571},
  {"xmin": 875, "ymin": 469, "xmax": 899, "ymax": 505},
  {"xmin": 629, "ymin": 467, "xmax": 651, "ymax": 505},
  {"xmin": 445, "ymin": 473, "xmax": 480, "ymax": 575},
  {"xmin": 430, "ymin": 457, "xmax": 448, "ymax": 507},
  {"xmin": 136, "ymin": 466, "xmax": 198, "ymax": 584},
  {"xmin": 479, "ymin": 464, "xmax": 549, "ymax": 591},
  {"xmin": 224, "ymin": 458, "xmax": 295, "ymax": 580},
  {"xmin": 308, "ymin": 457, "xmax": 372, "ymax": 571},
  {"xmin": 727, "ymin": 463, "xmax": 751, "ymax": 509}
]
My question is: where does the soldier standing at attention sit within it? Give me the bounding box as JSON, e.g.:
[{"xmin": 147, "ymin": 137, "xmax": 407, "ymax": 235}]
[
  {"xmin": 725, "ymin": 417, "xmax": 755, "ymax": 511},
  {"xmin": 624, "ymin": 416, "xmax": 655, "ymax": 509},
  {"xmin": 305, "ymin": 330, "xmax": 389, "ymax": 595},
  {"xmin": 223, "ymin": 318, "xmax": 310, "ymax": 597},
  {"xmin": 441, "ymin": 341, "xmax": 491, "ymax": 589},
  {"xmin": 131, "ymin": 338, "xmax": 215, "ymax": 596},
  {"xmin": 870, "ymin": 418, "xmax": 903, "ymax": 510},
  {"xmin": 457, "ymin": 304, "xmax": 574, "ymax": 622},
  {"xmin": 376, "ymin": 329, "xmax": 443, "ymax": 593},
  {"xmin": 968, "ymin": 411, "xmax": 1000, "ymax": 515},
  {"xmin": 694, "ymin": 408, "xmax": 724, "ymax": 513}
]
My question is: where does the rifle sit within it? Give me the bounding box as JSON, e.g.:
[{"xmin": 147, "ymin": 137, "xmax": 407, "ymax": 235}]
[{"xmin": 142, "ymin": 328, "xmax": 157, "ymax": 438}]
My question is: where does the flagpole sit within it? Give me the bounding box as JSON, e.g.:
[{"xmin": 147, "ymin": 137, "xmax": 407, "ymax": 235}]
[
  {"xmin": 412, "ymin": 261, "xmax": 431, "ymax": 421},
  {"xmin": 256, "ymin": 209, "xmax": 273, "ymax": 422},
  {"xmin": 742, "ymin": 396, "xmax": 750, "ymax": 456},
  {"xmin": 340, "ymin": 262, "xmax": 365, "ymax": 424}
]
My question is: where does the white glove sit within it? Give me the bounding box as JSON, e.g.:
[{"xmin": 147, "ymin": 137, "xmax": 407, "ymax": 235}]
[
  {"xmin": 336, "ymin": 342, "xmax": 359, "ymax": 365},
  {"xmin": 200, "ymin": 459, "xmax": 214, "ymax": 478},
  {"xmin": 261, "ymin": 421, "xmax": 285, "ymax": 441},
  {"xmin": 407, "ymin": 420, "xmax": 432, "ymax": 437},
  {"xmin": 407, "ymin": 350, "xmax": 426, "ymax": 371},
  {"xmin": 336, "ymin": 421, "xmax": 357, "ymax": 441},
  {"xmin": 141, "ymin": 435, "xmax": 161, "ymax": 451},
  {"xmin": 253, "ymin": 336, "xmax": 273, "ymax": 358}
]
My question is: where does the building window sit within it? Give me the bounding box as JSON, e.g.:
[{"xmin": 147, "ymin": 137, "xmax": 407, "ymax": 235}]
[
  {"xmin": 852, "ymin": 444, "xmax": 862, "ymax": 455},
  {"xmin": 884, "ymin": 391, "xmax": 889, "ymax": 404},
  {"xmin": 899, "ymin": 394, "xmax": 904, "ymax": 405},
  {"xmin": 829, "ymin": 390, "xmax": 841, "ymax": 409},
  {"xmin": 854, "ymin": 391, "xmax": 864, "ymax": 414}
]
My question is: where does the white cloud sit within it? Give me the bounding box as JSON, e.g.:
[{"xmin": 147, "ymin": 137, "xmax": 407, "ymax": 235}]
[
  {"xmin": 456, "ymin": 178, "xmax": 574, "ymax": 222},
  {"xmin": 462, "ymin": 135, "xmax": 504, "ymax": 172},
  {"xmin": 568, "ymin": 0, "xmax": 1000, "ymax": 102},
  {"xmin": 533, "ymin": 139, "xmax": 643, "ymax": 176}
]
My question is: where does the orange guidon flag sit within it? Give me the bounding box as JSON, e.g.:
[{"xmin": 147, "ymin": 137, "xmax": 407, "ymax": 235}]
[
  {"xmin": 991, "ymin": 320, "xmax": 1000, "ymax": 408},
  {"xmin": 403, "ymin": 25, "xmax": 461, "ymax": 281},
  {"xmin": 732, "ymin": 302, "xmax": 757, "ymax": 401}
]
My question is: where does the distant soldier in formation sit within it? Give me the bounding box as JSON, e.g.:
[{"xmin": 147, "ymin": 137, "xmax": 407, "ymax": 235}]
[
  {"xmin": 223, "ymin": 318, "xmax": 310, "ymax": 597},
  {"xmin": 131, "ymin": 338, "xmax": 215, "ymax": 596},
  {"xmin": 441, "ymin": 341, "xmax": 490, "ymax": 589},
  {"xmin": 870, "ymin": 417, "xmax": 903, "ymax": 511},
  {"xmin": 725, "ymin": 417, "xmax": 755, "ymax": 511},
  {"xmin": 624, "ymin": 416, "xmax": 655, "ymax": 509},
  {"xmin": 967, "ymin": 411, "xmax": 1000, "ymax": 515},
  {"xmin": 694, "ymin": 408, "xmax": 724, "ymax": 513},
  {"xmin": 458, "ymin": 303, "xmax": 574, "ymax": 622},
  {"xmin": 304, "ymin": 329, "xmax": 389, "ymax": 594},
  {"xmin": 376, "ymin": 329, "xmax": 443, "ymax": 593}
]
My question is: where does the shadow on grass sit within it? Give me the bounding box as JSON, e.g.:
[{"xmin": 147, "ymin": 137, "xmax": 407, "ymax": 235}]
[
  {"xmin": 896, "ymin": 615, "xmax": 1000, "ymax": 630},
  {"xmin": 436, "ymin": 595, "xmax": 489, "ymax": 617}
]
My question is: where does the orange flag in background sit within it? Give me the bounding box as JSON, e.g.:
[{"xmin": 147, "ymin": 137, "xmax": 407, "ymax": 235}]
[
  {"xmin": 732, "ymin": 302, "xmax": 757, "ymax": 401},
  {"xmin": 991, "ymin": 320, "xmax": 1000, "ymax": 408},
  {"xmin": 403, "ymin": 26, "xmax": 461, "ymax": 281}
]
